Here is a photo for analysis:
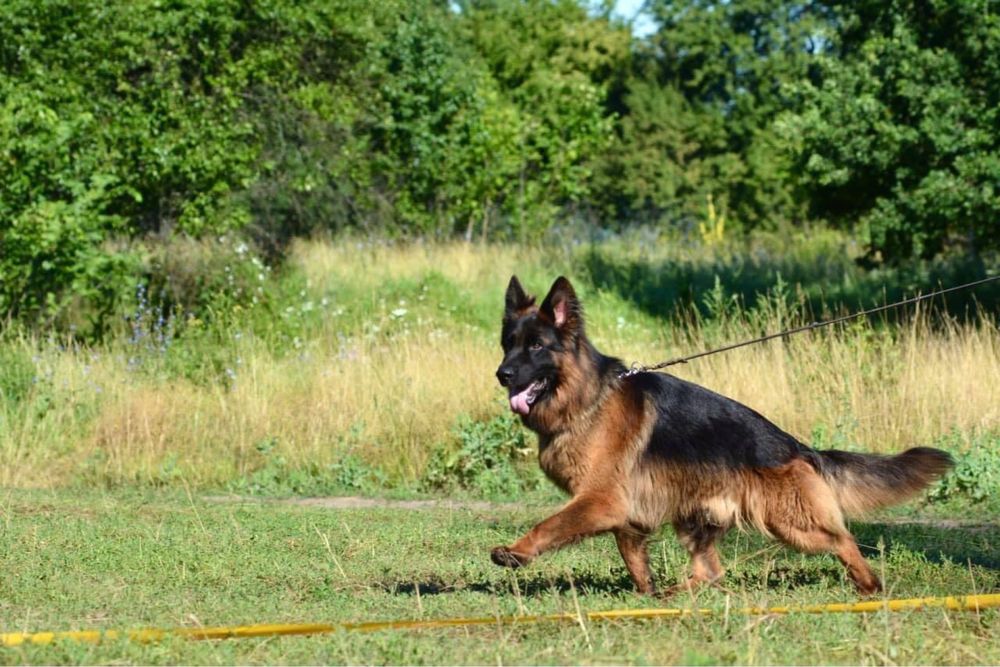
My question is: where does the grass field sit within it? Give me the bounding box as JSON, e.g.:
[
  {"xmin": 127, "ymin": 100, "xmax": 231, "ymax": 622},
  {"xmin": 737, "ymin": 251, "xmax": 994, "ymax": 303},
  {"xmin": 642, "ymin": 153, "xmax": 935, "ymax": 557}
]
[
  {"xmin": 1, "ymin": 489, "xmax": 998, "ymax": 665},
  {"xmin": 1, "ymin": 234, "xmax": 998, "ymax": 664}
]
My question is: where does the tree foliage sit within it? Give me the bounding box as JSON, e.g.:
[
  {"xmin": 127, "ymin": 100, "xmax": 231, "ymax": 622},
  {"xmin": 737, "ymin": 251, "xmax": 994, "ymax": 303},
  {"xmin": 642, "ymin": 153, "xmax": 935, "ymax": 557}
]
[
  {"xmin": 1, "ymin": 0, "xmax": 998, "ymax": 331},
  {"xmin": 781, "ymin": 0, "xmax": 1000, "ymax": 262},
  {"xmin": 599, "ymin": 0, "xmax": 833, "ymax": 229}
]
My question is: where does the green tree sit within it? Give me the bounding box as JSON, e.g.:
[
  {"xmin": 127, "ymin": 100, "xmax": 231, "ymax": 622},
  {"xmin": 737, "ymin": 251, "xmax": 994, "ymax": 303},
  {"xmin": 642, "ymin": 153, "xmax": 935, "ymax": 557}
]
[
  {"xmin": 601, "ymin": 0, "xmax": 831, "ymax": 230},
  {"xmin": 0, "ymin": 1, "xmax": 477, "ymax": 326},
  {"xmin": 0, "ymin": 0, "xmax": 322, "ymax": 326},
  {"xmin": 780, "ymin": 0, "xmax": 1000, "ymax": 262},
  {"xmin": 458, "ymin": 0, "xmax": 630, "ymax": 236}
]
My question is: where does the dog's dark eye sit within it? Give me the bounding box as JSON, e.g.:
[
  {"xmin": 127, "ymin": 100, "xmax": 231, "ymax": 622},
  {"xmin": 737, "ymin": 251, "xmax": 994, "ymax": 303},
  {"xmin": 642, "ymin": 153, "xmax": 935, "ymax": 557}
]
[{"xmin": 529, "ymin": 342, "xmax": 543, "ymax": 352}]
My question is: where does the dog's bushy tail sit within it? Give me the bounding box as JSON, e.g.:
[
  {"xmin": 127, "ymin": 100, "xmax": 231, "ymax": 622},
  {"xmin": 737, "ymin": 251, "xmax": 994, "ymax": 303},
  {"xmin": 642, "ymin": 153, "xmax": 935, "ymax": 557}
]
[{"xmin": 818, "ymin": 447, "xmax": 954, "ymax": 516}]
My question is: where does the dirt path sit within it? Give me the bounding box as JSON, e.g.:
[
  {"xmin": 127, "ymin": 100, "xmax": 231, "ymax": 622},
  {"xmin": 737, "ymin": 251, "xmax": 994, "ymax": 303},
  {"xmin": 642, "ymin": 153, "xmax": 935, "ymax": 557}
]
[
  {"xmin": 203, "ymin": 494, "xmax": 523, "ymax": 512},
  {"xmin": 203, "ymin": 495, "xmax": 998, "ymax": 531}
]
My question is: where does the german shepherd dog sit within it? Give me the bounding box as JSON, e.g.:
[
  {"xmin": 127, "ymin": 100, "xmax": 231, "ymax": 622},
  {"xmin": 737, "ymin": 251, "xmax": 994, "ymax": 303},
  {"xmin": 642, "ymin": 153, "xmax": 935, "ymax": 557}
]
[{"xmin": 492, "ymin": 276, "xmax": 953, "ymax": 596}]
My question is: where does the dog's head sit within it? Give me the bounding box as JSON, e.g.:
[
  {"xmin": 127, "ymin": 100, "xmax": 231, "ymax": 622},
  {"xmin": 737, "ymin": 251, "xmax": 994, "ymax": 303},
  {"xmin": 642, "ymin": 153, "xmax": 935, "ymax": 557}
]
[{"xmin": 496, "ymin": 275, "xmax": 583, "ymax": 416}]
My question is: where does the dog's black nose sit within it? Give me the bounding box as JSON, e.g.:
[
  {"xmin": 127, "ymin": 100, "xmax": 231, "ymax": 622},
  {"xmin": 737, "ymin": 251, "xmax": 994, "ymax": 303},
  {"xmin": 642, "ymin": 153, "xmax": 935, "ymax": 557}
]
[{"xmin": 496, "ymin": 366, "xmax": 514, "ymax": 386}]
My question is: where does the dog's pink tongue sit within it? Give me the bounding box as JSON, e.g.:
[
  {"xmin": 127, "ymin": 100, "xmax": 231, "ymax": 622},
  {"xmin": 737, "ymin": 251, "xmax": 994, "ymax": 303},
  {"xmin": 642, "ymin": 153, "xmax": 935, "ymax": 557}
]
[{"xmin": 509, "ymin": 388, "xmax": 532, "ymax": 415}]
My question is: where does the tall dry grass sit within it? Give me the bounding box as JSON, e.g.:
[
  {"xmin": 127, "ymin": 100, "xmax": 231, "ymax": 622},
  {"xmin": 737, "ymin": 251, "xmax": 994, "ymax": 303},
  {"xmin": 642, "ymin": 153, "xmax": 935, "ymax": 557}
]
[
  {"xmin": 667, "ymin": 315, "xmax": 1000, "ymax": 452},
  {"xmin": 1, "ymin": 240, "xmax": 997, "ymax": 489}
]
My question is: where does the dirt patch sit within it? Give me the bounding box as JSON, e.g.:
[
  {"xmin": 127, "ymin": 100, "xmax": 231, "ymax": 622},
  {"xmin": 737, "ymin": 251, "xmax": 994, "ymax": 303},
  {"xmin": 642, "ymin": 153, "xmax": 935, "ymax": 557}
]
[
  {"xmin": 203, "ymin": 496, "xmax": 999, "ymax": 533},
  {"xmin": 203, "ymin": 494, "xmax": 521, "ymax": 512},
  {"xmin": 290, "ymin": 496, "xmax": 519, "ymax": 511}
]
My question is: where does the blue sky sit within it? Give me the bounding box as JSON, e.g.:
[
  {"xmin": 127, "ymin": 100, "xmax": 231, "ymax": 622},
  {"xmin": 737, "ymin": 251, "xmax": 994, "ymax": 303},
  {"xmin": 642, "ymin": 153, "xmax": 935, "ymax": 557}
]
[{"xmin": 612, "ymin": 0, "xmax": 657, "ymax": 37}]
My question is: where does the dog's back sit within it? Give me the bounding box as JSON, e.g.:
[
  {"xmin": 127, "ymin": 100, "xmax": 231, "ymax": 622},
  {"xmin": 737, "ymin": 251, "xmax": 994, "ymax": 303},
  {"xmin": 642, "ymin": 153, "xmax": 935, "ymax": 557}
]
[{"xmin": 619, "ymin": 371, "xmax": 950, "ymax": 543}]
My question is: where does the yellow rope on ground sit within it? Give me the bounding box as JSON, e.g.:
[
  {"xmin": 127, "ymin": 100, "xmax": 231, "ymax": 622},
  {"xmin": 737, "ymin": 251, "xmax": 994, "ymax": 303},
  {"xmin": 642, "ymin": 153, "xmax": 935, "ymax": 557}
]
[{"xmin": 2, "ymin": 593, "xmax": 998, "ymax": 647}]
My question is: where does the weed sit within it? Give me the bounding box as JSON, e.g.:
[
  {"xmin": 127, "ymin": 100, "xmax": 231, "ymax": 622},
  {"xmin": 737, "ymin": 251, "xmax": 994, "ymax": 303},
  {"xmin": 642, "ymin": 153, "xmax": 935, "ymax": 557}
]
[
  {"xmin": 0, "ymin": 344, "xmax": 36, "ymax": 411},
  {"xmin": 227, "ymin": 434, "xmax": 389, "ymax": 497},
  {"xmin": 422, "ymin": 412, "xmax": 544, "ymax": 498},
  {"xmin": 697, "ymin": 193, "xmax": 726, "ymax": 246},
  {"xmin": 928, "ymin": 431, "xmax": 1000, "ymax": 504}
]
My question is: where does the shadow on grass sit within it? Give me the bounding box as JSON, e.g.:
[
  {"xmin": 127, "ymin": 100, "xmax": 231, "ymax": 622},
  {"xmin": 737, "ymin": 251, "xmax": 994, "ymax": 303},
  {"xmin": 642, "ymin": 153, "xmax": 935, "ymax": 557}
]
[
  {"xmin": 854, "ymin": 520, "xmax": 1000, "ymax": 570},
  {"xmin": 381, "ymin": 521, "xmax": 999, "ymax": 599},
  {"xmin": 579, "ymin": 245, "xmax": 1000, "ymax": 323},
  {"xmin": 380, "ymin": 571, "xmax": 637, "ymax": 598}
]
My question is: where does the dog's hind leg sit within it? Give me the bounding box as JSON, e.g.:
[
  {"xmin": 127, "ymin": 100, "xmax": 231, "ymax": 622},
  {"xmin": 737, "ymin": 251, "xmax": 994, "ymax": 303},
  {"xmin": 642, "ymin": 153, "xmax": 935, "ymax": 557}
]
[
  {"xmin": 663, "ymin": 516, "xmax": 728, "ymax": 597},
  {"xmin": 834, "ymin": 533, "xmax": 882, "ymax": 595},
  {"xmin": 614, "ymin": 528, "xmax": 656, "ymax": 594},
  {"xmin": 769, "ymin": 522, "xmax": 881, "ymax": 594},
  {"xmin": 764, "ymin": 461, "xmax": 882, "ymax": 595},
  {"xmin": 491, "ymin": 492, "xmax": 627, "ymax": 569}
]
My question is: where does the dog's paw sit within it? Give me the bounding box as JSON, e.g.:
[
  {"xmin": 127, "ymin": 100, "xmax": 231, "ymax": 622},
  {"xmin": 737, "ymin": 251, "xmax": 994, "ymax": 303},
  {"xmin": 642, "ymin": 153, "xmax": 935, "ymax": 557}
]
[
  {"xmin": 855, "ymin": 579, "xmax": 883, "ymax": 597},
  {"xmin": 490, "ymin": 546, "xmax": 529, "ymax": 568},
  {"xmin": 656, "ymin": 585, "xmax": 682, "ymax": 600}
]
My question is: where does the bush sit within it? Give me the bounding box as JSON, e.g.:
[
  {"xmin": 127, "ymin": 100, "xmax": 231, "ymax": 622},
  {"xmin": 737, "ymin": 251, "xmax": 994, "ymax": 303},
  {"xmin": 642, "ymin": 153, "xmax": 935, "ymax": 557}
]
[
  {"xmin": 928, "ymin": 432, "xmax": 1000, "ymax": 505},
  {"xmin": 422, "ymin": 412, "xmax": 544, "ymax": 498},
  {"xmin": 142, "ymin": 235, "xmax": 272, "ymax": 320}
]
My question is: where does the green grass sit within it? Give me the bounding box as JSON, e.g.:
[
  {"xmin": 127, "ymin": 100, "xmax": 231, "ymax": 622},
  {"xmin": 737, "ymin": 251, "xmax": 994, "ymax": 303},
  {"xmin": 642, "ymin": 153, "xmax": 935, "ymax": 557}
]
[{"xmin": 1, "ymin": 489, "xmax": 997, "ymax": 665}]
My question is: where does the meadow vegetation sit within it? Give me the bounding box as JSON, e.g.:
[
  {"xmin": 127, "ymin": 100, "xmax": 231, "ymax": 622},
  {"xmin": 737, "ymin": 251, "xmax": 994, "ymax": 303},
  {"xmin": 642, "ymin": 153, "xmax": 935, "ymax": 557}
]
[
  {"xmin": 1, "ymin": 234, "xmax": 998, "ymax": 502},
  {"xmin": 2, "ymin": 0, "xmax": 996, "ymax": 502}
]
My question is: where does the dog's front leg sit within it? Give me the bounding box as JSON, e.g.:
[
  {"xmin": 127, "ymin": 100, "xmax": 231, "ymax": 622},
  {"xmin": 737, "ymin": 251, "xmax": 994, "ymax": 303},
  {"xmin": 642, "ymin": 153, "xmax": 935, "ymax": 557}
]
[{"xmin": 491, "ymin": 492, "xmax": 626, "ymax": 568}]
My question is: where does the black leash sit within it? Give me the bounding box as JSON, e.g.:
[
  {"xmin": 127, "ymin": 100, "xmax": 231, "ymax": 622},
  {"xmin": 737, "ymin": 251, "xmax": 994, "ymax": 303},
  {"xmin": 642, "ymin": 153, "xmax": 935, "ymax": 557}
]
[{"xmin": 620, "ymin": 274, "xmax": 1000, "ymax": 378}]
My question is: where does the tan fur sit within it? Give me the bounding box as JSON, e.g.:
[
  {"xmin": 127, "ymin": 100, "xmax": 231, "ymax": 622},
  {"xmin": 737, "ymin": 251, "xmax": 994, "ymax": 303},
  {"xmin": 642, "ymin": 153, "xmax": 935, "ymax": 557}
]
[
  {"xmin": 827, "ymin": 451, "xmax": 952, "ymax": 517},
  {"xmin": 491, "ymin": 325, "xmax": 885, "ymax": 596}
]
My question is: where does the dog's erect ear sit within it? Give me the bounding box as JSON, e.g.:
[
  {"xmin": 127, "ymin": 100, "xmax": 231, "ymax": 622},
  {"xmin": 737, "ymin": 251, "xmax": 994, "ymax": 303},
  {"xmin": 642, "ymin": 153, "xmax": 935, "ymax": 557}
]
[
  {"xmin": 504, "ymin": 275, "xmax": 535, "ymax": 319},
  {"xmin": 539, "ymin": 276, "xmax": 581, "ymax": 334}
]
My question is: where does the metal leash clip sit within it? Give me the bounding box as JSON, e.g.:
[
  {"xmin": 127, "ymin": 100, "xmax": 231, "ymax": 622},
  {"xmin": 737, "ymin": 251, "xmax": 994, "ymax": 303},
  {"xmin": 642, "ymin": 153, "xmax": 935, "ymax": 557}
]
[{"xmin": 619, "ymin": 362, "xmax": 645, "ymax": 379}]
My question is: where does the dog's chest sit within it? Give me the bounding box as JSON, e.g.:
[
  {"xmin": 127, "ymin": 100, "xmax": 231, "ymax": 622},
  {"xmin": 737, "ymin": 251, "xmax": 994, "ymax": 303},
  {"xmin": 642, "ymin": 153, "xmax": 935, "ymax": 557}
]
[{"xmin": 537, "ymin": 434, "xmax": 590, "ymax": 494}]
